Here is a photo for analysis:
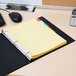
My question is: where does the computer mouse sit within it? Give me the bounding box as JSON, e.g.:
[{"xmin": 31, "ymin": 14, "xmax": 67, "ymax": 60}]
[
  {"xmin": 9, "ymin": 12, "xmax": 22, "ymax": 23},
  {"xmin": 0, "ymin": 14, "xmax": 5, "ymax": 27}
]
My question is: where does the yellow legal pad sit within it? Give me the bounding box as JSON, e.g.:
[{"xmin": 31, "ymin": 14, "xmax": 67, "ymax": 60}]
[{"xmin": 3, "ymin": 19, "xmax": 67, "ymax": 59}]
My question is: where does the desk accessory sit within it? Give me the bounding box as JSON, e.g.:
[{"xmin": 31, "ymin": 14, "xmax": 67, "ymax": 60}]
[
  {"xmin": 0, "ymin": 3, "xmax": 36, "ymax": 12},
  {"xmin": 0, "ymin": 13, "xmax": 6, "ymax": 27},
  {"xmin": 70, "ymin": 9, "xmax": 76, "ymax": 26},
  {"xmin": 9, "ymin": 12, "xmax": 22, "ymax": 23},
  {"xmin": 0, "ymin": 0, "xmax": 41, "ymax": 11},
  {"xmin": 0, "ymin": 17, "xmax": 75, "ymax": 76},
  {"xmin": 0, "ymin": 8, "xmax": 22, "ymax": 23}
]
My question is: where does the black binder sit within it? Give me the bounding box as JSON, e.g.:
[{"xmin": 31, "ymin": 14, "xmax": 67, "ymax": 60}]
[{"xmin": 0, "ymin": 17, "xmax": 75, "ymax": 76}]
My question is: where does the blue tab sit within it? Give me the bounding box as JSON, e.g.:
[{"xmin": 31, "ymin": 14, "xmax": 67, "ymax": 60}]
[{"xmin": 44, "ymin": 23, "xmax": 49, "ymax": 27}]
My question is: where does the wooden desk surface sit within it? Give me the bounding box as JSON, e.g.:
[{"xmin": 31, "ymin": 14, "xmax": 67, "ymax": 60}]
[{"xmin": 0, "ymin": 8, "xmax": 76, "ymax": 76}]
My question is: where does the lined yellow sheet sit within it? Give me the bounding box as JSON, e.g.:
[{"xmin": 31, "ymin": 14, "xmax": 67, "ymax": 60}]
[{"xmin": 3, "ymin": 19, "xmax": 67, "ymax": 59}]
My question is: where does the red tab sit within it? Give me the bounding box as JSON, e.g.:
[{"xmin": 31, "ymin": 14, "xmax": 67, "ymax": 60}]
[{"xmin": 36, "ymin": 18, "xmax": 41, "ymax": 22}]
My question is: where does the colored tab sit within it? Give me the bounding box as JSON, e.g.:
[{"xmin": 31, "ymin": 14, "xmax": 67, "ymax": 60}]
[
  {"xmin": 36, "ymin": 18, "xmax": 41, "ymax": 22},
  {"xmin": 44, "ymin": 23, "xmax": 49, "ymax": 27}
]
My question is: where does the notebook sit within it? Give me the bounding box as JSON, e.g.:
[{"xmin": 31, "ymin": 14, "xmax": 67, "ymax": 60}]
[
  {"xmin": 2, "ymin": 18, "xmax": 67, "ymax": 60},
  {"xmin": 0, "ymin": 17, "xmax": 75, "ymax": 76}
]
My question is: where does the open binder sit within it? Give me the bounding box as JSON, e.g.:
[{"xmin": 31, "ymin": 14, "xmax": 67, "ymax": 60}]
[{"xmin": 0, "ymin": 17, "xmax": 75, "ymax": 76}]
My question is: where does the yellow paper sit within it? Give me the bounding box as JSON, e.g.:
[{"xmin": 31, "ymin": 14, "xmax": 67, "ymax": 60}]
[{"xmin": 3, "ymin": 19, "xmax": 67, "ymax": 59}]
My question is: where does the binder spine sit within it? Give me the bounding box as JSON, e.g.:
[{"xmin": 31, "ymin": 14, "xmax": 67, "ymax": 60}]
[{"xmin": 1, "ymin": 30, "xmax": 31, "ymax": 60}]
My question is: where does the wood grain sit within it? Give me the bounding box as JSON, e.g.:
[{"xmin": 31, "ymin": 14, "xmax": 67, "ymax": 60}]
[{"xmin": 43, "ymin": 0, "xmax": 76, "ymax": 7}]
